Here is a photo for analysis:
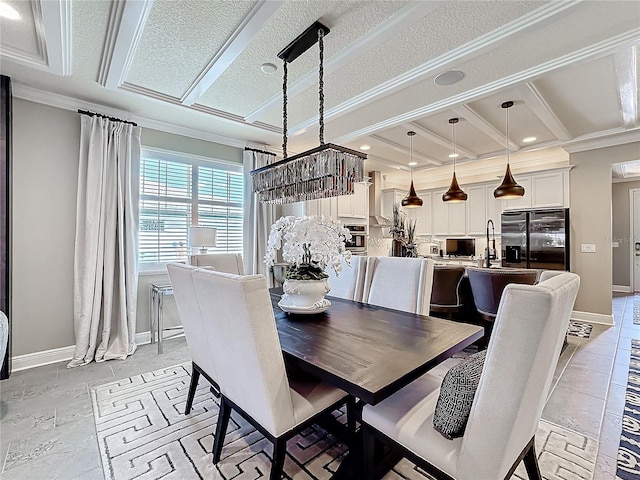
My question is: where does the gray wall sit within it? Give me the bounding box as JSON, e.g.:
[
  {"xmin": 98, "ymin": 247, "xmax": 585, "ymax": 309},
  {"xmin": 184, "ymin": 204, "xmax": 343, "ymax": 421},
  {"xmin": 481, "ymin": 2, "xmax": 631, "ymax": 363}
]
[
  {"xmin": 570, "ymin": 142, "xmax": 640, "ymax": 317},
  {"xmin": 11, "ymin": 99, "xmax": 241, "ymax": 357},
  {"xmin": 612, "ymin": 180, "xmax": 640, "ymax": 287}
]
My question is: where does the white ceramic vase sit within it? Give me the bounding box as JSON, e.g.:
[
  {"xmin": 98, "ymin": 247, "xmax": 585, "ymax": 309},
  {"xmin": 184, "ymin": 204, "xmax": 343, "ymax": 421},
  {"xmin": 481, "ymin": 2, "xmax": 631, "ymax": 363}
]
[{"xmin": 279, "ymin": 278, "xmax": 331, "ymax": 312}]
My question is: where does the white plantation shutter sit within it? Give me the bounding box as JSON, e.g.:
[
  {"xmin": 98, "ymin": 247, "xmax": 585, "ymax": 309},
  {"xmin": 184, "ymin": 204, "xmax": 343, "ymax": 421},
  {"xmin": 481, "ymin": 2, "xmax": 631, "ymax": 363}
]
[{"xmin": 139, "ymin": 149, "xmax": 243, "ymax": 270}]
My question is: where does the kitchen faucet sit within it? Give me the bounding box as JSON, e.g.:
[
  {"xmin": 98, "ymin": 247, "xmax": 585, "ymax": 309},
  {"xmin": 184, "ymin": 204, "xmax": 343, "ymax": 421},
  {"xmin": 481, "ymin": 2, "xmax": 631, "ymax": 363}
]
[{"xmin": 484, "ymin": 219, "xmax": 496, "ymax": 268}]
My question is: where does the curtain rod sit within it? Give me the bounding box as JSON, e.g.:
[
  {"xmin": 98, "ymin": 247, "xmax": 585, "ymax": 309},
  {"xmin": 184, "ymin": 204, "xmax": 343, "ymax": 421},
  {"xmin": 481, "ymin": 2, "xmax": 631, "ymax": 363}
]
[
  {"xmin": 77, "ymin": 109, "xmax": 137, "ymax": 126},
  {"xmin": 244, "ymin": 147, "xmax": 276, "ymax": 156}
]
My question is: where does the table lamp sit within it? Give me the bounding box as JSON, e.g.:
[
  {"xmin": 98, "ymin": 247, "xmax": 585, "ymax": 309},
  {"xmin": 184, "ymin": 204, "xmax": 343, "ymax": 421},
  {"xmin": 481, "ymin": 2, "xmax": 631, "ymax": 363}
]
[{"xmin": 188, "ymin": 226, "xmax": 217, "ymax": 254}]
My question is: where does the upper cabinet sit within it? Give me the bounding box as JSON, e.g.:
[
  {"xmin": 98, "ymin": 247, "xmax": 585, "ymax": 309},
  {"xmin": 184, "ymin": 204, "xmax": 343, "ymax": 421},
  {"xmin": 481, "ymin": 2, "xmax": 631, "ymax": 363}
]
[
  {"xmin": 412, "ymin": 191, "xmax": 433, "ymax": 236},
  {"xmin": 381, "ymin": 188, "xmax": 407, "ymax": 220},
  {"xmin": 466, "ymin": 185, "xmax": 487, "ymax": 236},
  {"xmin": 433, "ymin": 190, "xmax": 467, "ymax": 236},
  {"xmin": 503, "ymin": 169, "xmax": 570, "ymax": 211},
  {"xmin": 337, "ymin": 182, "xmax": 369, "ymax": 220}
]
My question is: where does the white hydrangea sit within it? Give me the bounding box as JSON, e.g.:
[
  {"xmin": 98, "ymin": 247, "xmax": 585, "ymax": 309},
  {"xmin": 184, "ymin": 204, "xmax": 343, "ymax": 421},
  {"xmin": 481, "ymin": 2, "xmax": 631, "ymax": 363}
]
[{"xmin": 265, "ymin": 215, "xmax": 353, "ymax": 277}]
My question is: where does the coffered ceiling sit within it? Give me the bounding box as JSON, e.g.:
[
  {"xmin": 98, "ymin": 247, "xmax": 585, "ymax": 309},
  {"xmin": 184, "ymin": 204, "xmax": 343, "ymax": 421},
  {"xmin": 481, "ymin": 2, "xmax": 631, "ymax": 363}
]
[{"xmin": 1, "ymin": 0, "xmax": 639, "ymax": 181}]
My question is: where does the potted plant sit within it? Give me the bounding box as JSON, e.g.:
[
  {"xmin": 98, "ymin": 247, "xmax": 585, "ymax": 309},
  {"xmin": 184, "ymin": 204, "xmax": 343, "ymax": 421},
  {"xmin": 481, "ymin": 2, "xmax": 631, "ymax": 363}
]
[{"xmin": 265, "ymin": 215, "xmax": 352, "ymax": 312}]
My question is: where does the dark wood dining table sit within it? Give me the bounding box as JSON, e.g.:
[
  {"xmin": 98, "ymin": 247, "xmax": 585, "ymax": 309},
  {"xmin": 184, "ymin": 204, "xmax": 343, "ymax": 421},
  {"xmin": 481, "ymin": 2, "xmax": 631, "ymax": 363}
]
[{"xmin": 270, "ymin": 289, "xmax": 484, "ymax": 406}]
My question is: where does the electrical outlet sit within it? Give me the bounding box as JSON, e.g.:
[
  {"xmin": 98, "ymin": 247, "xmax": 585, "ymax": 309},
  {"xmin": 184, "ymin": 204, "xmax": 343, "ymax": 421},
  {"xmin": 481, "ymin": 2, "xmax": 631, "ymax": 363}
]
[{"xmin": 580, "ymin": 243, "xmax": 596, "ymax": 253}]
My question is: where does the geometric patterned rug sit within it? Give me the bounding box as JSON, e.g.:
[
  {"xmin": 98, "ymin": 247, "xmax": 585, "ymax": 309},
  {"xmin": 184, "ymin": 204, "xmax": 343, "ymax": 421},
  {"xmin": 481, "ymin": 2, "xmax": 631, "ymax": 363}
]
[
  {"xmin": 91, "ymin": 363, "xmax": 598, "ymax": 480},
  {"xmin": 616, "ymin": 339, "xmax": 640, "ymax": 479},
  {"xmin": 567, "ymin": 321, "xmax": 593, "ymax": 339}
]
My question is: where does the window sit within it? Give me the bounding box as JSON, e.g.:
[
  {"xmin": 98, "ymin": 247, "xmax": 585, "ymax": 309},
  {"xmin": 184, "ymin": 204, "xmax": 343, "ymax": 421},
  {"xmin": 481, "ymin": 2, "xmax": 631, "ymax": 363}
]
[{"xmin": 139, "ymin": 148, "xmax": 243, "ymax": 270}]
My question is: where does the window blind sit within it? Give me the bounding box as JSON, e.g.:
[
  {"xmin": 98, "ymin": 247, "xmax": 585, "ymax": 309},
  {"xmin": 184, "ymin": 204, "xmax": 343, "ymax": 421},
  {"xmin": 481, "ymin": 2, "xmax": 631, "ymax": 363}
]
[{"xmin": 139, "ymin": 151, "xmax": 243, "ymax": 268}]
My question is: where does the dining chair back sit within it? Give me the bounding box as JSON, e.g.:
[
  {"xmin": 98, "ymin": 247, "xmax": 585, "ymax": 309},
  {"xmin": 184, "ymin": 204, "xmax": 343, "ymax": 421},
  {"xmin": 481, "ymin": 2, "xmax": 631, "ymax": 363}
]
[
  {"xmin": 191, "ymin": 269, "xmax": 352, "ymax": 479},
  {"xmin": 188, "ymin": 253, "xmax": 244, "ymax": 274},
  {"xmin": 429, "ymin": 265, "xmax": 466, "ymax": 319},
  {"xmin": 167, "ymin": 263, "xmax": 219, "ymax": 413},
  {"xmin": 361, "ymin": 272, "xmax": 580, "ymax": 480},
  {"xmin": 363, "ymin": 257, "xmax": 434, "ymax": 314},
  {"xmin": 326, "ymin": 255, "xmax": 367, "ymax": 302}
]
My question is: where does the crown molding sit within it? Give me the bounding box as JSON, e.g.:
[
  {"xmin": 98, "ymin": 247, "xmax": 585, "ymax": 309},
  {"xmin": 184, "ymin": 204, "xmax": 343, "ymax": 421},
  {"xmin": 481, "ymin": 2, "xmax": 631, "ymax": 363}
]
[
  {"xmin": 614, "ymin": 46, "xmax": 639, "ymax": 129},
  {"xmin": 0, "ymin": 1, "xmax": 48, "ymax": 70},
  {"xmin": 333, "ymin": 29, "xmax": 640, "ymax": 145},
  {"xmin": 11, "ymin": 83, "xmax": 265, "ymax": 150},
  {"xmin": 98, "ymin": 0, "xmax": 153, "ymax": 89},
  {"xmin": 243, "ymin": 0, "xmax": 445, "ymax": 124},
  {"xmin": 290, "ymin": 1, "xmax": 580, "ymax": 135},
  {"xmin": 181, "ymin": 0, "xmax": 283, "ymax": 106}
]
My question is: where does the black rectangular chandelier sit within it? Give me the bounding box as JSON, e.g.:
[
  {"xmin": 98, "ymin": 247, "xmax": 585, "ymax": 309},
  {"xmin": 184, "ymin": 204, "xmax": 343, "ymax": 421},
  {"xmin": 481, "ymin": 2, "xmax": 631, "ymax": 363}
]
[{"xmin": 250, "ymin": 22, "xmax": 366, "ymax": 204}]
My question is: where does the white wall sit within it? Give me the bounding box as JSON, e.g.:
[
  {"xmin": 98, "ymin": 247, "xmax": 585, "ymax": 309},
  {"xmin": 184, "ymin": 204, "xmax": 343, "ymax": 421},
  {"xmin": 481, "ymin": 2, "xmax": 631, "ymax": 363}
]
[{"xmin": 11, "ymin": 99, "xmax": 242, "ymax": 358}]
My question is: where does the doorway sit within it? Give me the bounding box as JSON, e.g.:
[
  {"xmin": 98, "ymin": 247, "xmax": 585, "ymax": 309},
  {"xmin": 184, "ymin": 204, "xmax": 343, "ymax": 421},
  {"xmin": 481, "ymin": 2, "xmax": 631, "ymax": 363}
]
[{"xmin": 631, "ymin": 189, "xmax": 640, "ymax": 292}]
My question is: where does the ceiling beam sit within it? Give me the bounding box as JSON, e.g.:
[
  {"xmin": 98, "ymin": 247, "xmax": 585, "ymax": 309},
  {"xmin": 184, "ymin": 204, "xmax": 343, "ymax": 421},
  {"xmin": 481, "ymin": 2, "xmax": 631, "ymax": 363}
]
[
  {"xmin": 515, "ymin": 83, "xmax": 571, "ymax": 140},
  {"xmin": 181, "ymin": 0, "xmax": 283, "ymax": 106},
  {"xmin": 401, "ymin": 122, "xmax": 478, "ymax": 160},
  {"xmin": 452, "ymin": 104, "xmax": 519, "ymax": 151},
  {"xmin": 370, "ymin": 134, "xmax": 443, "ymax": 166},
  {"xmin": 289, "ymin": 1, "xmax": 580, "ymax": 135},
  {"xmin": 613, "ymin": 46, "xmax": 639, "ymax": 128},
  {"xmin": 243, "ymin": 1, "xmax": 445, "ymax": 124},
  {"xmin": 98, "ymin": 0, "xmax": 154, "ymax": 89},
  {"xmin": 330, "ymin": 28, "xmax": 638, "ymax": 146},
  {"xmin": 40, "ymin": 0, "xmax": 72, "ymax": 75}
]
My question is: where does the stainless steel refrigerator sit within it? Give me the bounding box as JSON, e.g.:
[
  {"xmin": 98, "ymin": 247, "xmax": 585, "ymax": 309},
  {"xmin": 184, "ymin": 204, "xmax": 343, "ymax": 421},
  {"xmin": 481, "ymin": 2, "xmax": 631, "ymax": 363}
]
[{"xmin": 501, "ymin": 209, "xmax": 570, "ymax": 270}]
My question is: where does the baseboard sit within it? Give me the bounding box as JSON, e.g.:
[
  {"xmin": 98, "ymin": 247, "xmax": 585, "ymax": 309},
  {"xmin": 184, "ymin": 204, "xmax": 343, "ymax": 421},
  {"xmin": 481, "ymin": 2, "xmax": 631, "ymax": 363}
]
[
  {"xmin": 11, "ymin": 331, "xmax": 155, "ymax": 372},
  {"xmin": 613, "ymin": 285, "xmax": 632, "ymax": 293},
  {"xmin": 571, "ymin": 310, "xmax": 614, "ymax": 326}
]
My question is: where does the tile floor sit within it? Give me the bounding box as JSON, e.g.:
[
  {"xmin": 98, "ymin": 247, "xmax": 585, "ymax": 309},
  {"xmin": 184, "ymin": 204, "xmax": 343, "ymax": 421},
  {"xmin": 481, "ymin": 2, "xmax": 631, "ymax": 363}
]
[{"xmin": 0, "ymin": 293, "xmax": 635, "ymax": 479}]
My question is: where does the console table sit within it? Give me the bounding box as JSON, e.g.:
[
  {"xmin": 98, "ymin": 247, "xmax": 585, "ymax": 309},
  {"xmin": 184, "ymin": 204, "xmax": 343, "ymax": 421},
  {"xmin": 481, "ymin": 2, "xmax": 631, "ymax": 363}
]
[{"xmin": 149, "ymin": 282, "xmax": 181, "ymax": 354}]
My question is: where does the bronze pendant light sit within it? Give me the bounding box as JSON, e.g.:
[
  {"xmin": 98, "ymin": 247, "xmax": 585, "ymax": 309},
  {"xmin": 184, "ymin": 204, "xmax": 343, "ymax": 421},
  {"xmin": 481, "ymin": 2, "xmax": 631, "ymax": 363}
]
[
  {"xmin": 402, "ymin": 131, "xmax": 423, "ymax": 208},
  {"xmin": 494, "ymin": 101, "xmax": 525, "ymax": 199},
  {"xmin": 442, "ymin": 117, "xmax": 467, "ymax": 203}
]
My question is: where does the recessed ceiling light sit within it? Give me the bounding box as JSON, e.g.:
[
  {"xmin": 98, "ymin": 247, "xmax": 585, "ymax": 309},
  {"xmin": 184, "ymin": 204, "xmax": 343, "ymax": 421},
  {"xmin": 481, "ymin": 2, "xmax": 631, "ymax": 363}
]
[
  {"xmin": 360, "ymin": 144, "xmax": 370, "ymax": 151},
  {"xmin": 434, "ymin": 70, "xmax": 464, "ymax": 86},
  {"xmin": 522, "ymin": 136, "xmax": 537, "ymax": 143},
  {"xmin": 260, "ymin": 63, "xmax": 277, "ymax": 74},
  {"xmin": 0, "ymin": 2, "xmax": 21, "ymax": 20},
  {"xmin": 448, "ymin": 153, "xmax": 459, "ymax": 159},
  {"xmin": 408, "ymin": 161, "xmax": 418, "ymax": 166}
]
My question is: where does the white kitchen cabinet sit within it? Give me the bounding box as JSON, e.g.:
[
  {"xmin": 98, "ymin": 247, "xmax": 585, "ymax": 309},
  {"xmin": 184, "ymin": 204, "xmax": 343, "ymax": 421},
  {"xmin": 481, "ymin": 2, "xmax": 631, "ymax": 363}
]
[
  {"xmin": 532, "ymin": 170, "xmax": 568, "ymax": 208},
  {"xmin": 337, "ymin": 183, "xmax": 369, "ymax": 219},
  {"xmin": 466, "ymin": 185, "xmax": 487, "ymax": 236},
  {"xmin": 433, "ymin": 190, "xmax": 467, "ymax": 235},
  {"xmin": 382, "ymin": 189, "xmax": 407, "ymax": 220},
  {"xmin": 501, "ymin": 169, "xmax": 570, "ymax": 211},
  {"xmin": 486, "ymin": 184, "xmax": 503, "ymax": 234},
  {"xmin": 413, "ymin": 191, "xmax": 433, "ymax": 235}
]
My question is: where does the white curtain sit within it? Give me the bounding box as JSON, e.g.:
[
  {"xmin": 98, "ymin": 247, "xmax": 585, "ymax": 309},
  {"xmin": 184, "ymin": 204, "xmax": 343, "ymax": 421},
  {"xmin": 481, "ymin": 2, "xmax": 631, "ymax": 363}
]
[
  {"xmin": 243, "ymin": 149, "xmax": 276, "ymax": 282},
  {"xmin": 68, "ymin": 115, "xmax": 141, "ymax": 367}
]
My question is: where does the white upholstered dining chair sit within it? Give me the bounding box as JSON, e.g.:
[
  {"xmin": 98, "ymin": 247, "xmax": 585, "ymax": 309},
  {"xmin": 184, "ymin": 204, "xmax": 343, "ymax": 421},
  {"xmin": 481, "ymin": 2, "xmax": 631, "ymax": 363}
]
[
  {"xmin": 191, "ymin": 269, "xmax": 355, "ymax": 479},
  {"xmin": 188, "ymin": 252, "xmax": 244, "ymax": 274},
  {"xmin": 360, "ymin": 272, "xmax": 580, "ymax": 480},
  {"xmin": 167, "ymin": 263, "xmax": 220, "ymax": 413},
  {"xmin": 363, "ymin": 257, "xmax": 434, "ymax": 314},
  {"xmin": 326, "ymin": 255, "xmax": 367, "ymax": 302}
]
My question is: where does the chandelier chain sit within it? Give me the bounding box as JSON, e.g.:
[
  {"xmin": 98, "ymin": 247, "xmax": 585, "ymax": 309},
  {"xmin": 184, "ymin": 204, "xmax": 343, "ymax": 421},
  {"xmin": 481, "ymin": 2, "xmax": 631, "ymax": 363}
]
[
  {"xmin": 318, "ymin": 29, "xmax": 325, "ymax": 145},
  {"xmin": 282, "ymin": 59, "xmax": 288, "ymax": 159}
]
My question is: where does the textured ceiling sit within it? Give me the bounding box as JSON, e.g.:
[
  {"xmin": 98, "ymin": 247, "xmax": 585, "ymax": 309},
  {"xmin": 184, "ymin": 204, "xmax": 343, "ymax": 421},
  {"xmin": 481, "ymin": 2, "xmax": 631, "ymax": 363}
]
[{"xmin": 1, "ymin": 0, "xmax": 638, "ymax": 182}]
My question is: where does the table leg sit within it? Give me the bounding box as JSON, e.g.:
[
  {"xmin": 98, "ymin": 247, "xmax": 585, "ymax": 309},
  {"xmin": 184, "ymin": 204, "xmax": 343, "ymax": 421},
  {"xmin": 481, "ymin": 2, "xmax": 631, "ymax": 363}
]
[
  {"xmin": 158, "ymin": 291, "xmax": 164, "ymax": 354},
  {"xmin": 149, "ymin": 287, "xmax": 156, "ymax": 345}
]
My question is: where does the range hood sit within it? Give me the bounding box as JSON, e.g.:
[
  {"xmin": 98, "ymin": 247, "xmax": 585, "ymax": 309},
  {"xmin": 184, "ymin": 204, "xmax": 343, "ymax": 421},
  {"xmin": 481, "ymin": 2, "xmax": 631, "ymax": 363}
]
[{"xmin": 368, "ymin": 171, "xmax": 392, "ymax": 227}]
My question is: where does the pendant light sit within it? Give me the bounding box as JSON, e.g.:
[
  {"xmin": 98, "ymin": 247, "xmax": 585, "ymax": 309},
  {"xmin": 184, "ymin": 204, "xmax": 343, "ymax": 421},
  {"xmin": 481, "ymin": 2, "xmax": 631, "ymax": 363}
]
[
  {"xmin": 401, "ymin": 131, "xmax": 423, "ymax": 208},
  {"xmin": 494, "ymin": 101, "xmax": 525, "ymax": 199},
  {"xmin": 442, "ymin": 117, "xmax": 467, "ymax": 203}
]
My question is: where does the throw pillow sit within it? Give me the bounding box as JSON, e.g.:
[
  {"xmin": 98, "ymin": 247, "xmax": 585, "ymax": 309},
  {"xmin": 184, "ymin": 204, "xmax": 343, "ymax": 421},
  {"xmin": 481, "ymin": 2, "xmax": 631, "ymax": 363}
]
[{"xmin": 433, "ymin": 350, "xmax": 487, "ymax": 440}]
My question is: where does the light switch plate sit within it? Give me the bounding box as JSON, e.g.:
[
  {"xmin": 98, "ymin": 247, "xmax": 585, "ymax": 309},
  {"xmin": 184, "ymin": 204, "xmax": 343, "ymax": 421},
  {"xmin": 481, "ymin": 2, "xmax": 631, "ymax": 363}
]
[
  {"xmin": 581, "ymin": 243, "xmax": 596, "ymax": 253},
  {"xmin": 612, "ymin": 241, "xmax": 619, "ymax": 248}
]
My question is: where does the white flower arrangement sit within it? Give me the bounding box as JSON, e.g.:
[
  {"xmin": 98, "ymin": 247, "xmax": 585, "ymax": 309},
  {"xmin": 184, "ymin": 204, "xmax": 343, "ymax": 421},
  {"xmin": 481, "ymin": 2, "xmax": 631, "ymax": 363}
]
[{"xmin": 265, "ymin": 215, "xmax": 353, "ymax": 280}]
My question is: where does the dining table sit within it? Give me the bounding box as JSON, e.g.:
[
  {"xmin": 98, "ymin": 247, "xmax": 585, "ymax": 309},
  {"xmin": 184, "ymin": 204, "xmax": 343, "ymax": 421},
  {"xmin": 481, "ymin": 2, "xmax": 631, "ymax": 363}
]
[{"xmin": 271, "ymin": 288, "xmax": 484, "ymax": 406}]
